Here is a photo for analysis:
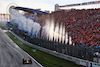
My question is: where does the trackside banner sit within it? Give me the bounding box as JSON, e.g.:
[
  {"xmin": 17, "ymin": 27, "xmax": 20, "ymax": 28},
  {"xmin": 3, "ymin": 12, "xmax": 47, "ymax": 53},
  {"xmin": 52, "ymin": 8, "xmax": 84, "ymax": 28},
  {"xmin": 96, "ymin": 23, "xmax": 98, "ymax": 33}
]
[{"xmin": 80, "ymin": 60, "xmax": 100, "ymax": 67}]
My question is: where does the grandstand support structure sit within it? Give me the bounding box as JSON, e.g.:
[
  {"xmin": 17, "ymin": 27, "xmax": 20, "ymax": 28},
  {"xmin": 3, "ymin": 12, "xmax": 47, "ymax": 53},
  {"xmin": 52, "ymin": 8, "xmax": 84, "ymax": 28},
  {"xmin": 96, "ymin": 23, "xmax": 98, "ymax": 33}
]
[
  {"xmin": 55, "ymin": 0, "xmax": 100, "ymax": 11},
  {"xmin": 55, "ymin": 4, "xmax": 59, "ymax": 11}
]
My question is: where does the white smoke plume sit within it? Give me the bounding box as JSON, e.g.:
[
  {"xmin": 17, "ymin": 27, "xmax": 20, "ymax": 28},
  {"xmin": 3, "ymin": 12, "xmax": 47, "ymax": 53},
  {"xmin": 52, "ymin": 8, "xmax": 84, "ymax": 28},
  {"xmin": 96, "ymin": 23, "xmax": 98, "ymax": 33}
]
[
  {"xmin": 10, "ymin": 9, "xmax": 41, "ymax": 37},
  {"xmin": 42, "ymin": 18, "xmax": 70, "ymax": 44}
]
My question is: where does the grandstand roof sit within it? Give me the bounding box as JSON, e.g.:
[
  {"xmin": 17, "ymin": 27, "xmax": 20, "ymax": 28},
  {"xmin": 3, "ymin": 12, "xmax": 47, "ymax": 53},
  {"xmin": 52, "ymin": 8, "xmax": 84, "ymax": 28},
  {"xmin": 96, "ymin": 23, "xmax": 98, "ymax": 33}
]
[
  {"xmin": 60, "ymin": 1, "xmax": 100, "ymax": 7},
  {"xmin": 14, "ymin": 6, "xmax": 48, "ymax": 15}
]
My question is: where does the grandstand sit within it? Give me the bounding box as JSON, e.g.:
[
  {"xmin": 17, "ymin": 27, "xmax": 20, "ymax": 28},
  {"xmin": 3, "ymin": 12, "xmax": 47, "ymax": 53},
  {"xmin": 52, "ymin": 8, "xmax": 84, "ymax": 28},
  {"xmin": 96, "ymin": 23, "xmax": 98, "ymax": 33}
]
[
  {"xmin": 55, "ymin": 0, "xmax": 100, "ymax": 11},
  {"xmin": 38, "ymin": 0, "xmax": 100, "ymax": 63},
  {"xmin": 39, "ymin": 0, "xmax": 100, "ymax": 48},
  {"xmin": 8, "ymin": 0, "xmax": 100, "ymax": 64},
  {"xmin": 39, "ymin": 8, "xmax": 100, "ymax": 48},
  {"xmin": 0, "ymin": 14, "xmax": 10, "ymax": 22}
]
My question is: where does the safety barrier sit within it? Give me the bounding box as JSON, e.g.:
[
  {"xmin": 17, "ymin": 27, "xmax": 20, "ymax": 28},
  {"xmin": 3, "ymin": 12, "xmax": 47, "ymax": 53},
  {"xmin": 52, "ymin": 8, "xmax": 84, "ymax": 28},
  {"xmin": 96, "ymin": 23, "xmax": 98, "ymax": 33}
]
[{"xmin": 11, "ymin": 31, "xmax": 100, "ymax": 67}]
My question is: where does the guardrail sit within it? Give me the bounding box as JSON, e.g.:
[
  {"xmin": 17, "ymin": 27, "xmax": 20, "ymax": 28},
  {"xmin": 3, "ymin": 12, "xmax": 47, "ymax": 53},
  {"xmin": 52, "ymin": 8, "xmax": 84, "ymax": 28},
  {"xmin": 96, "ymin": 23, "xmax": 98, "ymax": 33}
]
[{"xmin": 10, "ymin": 31, "xmax": 100, "ymax": 67}]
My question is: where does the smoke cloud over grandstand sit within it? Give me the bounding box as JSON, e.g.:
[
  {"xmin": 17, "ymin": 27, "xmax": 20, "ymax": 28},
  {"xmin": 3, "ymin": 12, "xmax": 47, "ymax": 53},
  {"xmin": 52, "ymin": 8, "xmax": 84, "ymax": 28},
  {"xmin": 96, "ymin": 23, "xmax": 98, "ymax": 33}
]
[{"xmin": 10, "ymin": 9, "xmax": 41, "ymax": 38}]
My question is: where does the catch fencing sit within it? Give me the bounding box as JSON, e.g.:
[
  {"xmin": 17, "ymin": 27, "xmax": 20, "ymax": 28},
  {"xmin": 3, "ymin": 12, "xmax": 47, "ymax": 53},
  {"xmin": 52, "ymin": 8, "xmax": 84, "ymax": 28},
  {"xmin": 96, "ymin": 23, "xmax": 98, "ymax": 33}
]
[{"xmin": 10, "ymin": 30, "xmax": 100, "ymax": 67}]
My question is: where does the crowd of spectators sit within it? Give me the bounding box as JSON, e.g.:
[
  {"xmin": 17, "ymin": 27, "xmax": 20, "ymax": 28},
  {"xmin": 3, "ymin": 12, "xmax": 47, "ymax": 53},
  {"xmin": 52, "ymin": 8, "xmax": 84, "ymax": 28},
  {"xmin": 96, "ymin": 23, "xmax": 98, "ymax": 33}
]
[{"xmin": 39, "ymin": 8, "xmax": 100, "ymax": 48}]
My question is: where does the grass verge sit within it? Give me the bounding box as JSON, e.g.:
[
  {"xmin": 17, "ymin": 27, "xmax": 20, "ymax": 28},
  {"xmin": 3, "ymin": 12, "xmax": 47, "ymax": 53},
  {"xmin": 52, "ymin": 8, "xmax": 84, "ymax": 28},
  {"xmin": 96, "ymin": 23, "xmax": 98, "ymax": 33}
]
[{"xmin": 6, "ymin": 32, "xmax": 84, "ymax": 67}]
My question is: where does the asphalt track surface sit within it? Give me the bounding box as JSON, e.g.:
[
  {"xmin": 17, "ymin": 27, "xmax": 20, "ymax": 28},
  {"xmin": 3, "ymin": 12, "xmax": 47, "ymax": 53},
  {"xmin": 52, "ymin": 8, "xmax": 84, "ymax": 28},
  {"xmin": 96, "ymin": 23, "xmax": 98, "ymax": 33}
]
[{"xmin": 0, "ymin": 28, "xmax": 42, "ymax": 67}]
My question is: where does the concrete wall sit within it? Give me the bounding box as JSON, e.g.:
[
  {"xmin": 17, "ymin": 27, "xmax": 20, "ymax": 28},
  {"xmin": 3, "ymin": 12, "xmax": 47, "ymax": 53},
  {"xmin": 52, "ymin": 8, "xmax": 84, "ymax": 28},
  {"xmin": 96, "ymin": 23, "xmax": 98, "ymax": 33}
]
[{"xmin": 11, "ymin": 31, "xmax": 100, "ymax": 67}]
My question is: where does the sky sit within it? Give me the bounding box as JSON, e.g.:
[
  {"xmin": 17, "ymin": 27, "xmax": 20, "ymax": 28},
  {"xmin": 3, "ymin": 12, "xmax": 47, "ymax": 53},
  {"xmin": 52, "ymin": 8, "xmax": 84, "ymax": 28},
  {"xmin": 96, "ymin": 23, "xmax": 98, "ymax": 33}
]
[{"xmin": 0, "ymin": 0, "xmax": 100, "ymax": 14}]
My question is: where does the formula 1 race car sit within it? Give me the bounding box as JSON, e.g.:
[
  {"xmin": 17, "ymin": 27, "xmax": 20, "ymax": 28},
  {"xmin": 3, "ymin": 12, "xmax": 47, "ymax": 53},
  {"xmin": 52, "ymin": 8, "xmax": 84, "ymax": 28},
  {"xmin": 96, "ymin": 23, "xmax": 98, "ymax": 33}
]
[{"xmin": 23, "ymin": 57, "xmax": 32, "ymax": 64}]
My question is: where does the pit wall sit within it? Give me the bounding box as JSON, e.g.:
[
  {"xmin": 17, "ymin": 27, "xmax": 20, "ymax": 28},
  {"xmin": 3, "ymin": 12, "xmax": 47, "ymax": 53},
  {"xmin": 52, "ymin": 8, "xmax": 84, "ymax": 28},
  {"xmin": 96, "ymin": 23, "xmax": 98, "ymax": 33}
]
[{"xmin": 10, "ymin": 31, "xmax": 100, "ymax": 67}]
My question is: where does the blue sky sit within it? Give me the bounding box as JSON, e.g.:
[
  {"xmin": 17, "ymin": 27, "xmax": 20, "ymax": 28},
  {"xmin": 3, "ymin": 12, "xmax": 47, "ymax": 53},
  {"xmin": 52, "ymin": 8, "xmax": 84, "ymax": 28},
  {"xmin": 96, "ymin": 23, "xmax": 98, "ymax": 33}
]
[{"xmin": 0, "ymin": 0, "xmax": 100, "ymax": 13}]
